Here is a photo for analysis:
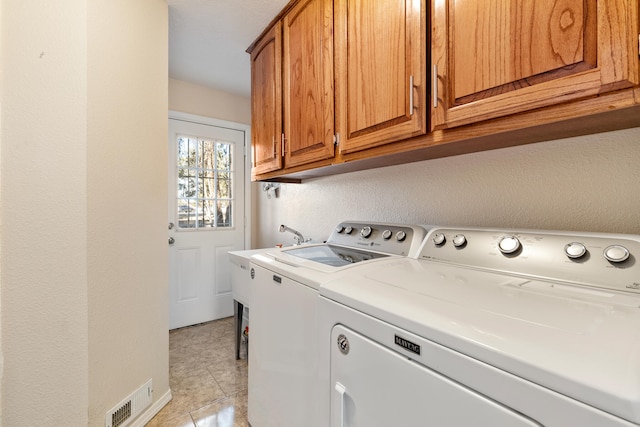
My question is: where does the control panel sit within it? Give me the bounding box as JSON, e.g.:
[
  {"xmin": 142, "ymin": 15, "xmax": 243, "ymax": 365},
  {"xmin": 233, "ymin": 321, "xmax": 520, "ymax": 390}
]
[
  {"xmin": 327, "ymin": 221, "xmax": 426, "ymax": 257},
  {"xmin": 421, "ymin": 228, "xmax": 640, "ymax": 294}
]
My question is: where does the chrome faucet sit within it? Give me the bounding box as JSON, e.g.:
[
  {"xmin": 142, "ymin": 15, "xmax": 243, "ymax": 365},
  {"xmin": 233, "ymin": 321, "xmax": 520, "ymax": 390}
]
[{"xmin": 279, "ymin": 224, "xmax": 306, "ymax": 245}]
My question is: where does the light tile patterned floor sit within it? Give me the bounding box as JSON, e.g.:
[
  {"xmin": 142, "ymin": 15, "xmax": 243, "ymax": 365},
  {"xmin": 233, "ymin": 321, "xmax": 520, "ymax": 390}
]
[{"xmin": 147, "ymin": 317, "xmax": 248, "ymax": 427}]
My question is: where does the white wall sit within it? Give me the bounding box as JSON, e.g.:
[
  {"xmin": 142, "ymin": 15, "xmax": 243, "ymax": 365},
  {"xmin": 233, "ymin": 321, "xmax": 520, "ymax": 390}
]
[
  {"xmin": 0, "ymin": 0, "xmax": 4, "ymax": 419},
  {"xmin": 87, "ymin": 1, "xmax": 168, "ymax": 425},
  {"xmin": 1, "ymin": 1, "xmax": 169, "ymax": 425},
  {"xmin": 169, "ymin": 78, "xmax": 251, "ymax": 124},
  {"xmin": 0, "ymin": 2, "xmax": 4, "ymax": 427},
  {"xmin": 256, "ymin": 127, "xmax": 640, "ymax": 247},
  {"xmin": 1, "ymin": 0, "xmax": 89, "ymax": 424}
]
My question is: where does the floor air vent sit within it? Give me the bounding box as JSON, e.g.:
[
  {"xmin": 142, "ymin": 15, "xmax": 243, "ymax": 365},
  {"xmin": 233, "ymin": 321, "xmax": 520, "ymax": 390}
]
[{"xmin": 106, "ymin": 379, "xmax": 153, "ymax": 427}]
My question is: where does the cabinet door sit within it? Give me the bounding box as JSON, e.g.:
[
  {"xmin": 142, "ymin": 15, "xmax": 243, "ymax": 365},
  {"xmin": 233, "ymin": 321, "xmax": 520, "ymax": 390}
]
[
  {"xmin": 432, "ymin": 0, "xmax": 640, "ymax": 130},
  {"xmin": 335, "ymin": 0, "xmax": 427, "ymax": 154},
  {"xmin": 250, "ymin": 22, "xmax": 282, "ymax": 175},
  {"xmin": 283, "ymin": 0, "xmax": 335, "ymax": 168}
]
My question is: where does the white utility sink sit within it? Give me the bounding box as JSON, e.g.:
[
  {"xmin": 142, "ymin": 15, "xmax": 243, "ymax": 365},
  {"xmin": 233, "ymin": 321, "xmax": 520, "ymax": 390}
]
[
  {"xmin": 228, "ymin": 247, "xmax": 278, "ymax": 360},
  {"xmin": 228, "ymin": 248, "xmax": 276, "ymax": 306}
]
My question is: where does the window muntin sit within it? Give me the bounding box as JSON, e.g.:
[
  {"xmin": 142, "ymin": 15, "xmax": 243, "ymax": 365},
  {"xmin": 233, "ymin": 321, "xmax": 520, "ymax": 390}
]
[{"xmin": 176, "ymin": 135, "xmax": 233, "ymax": 229}]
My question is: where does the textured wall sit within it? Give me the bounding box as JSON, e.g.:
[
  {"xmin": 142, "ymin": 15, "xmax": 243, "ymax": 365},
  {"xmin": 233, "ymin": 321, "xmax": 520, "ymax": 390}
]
[
  {"xmin": 256, "ymin": 127, "xmax": 640, "ymax": 247},
  {"xmin": 1, "ymin": 1, "xmax": 169, "ymax": 425},
  {"xmin": 87, "ymin": 0, "xmax": 169, "ymax": 425},
  {"xmin": 0, "ymin": 0, "xmax": 4, "ymax": 416},
  {"xmin": 1, "ymin": 0, "xmax": 89, "ymax": 424},
  {"xmin": 169, "ymin": 78, "xmax": 251, "ymax": 125}
]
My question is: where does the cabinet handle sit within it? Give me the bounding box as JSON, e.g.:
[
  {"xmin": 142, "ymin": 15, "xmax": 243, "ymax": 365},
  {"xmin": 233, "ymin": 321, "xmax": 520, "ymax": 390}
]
[
  {"xmin": 335, "ymin": 382, "xmax": 347, "ymax": 427},
  {"xmin": 409, "ymin": 75, "xmax": 415, "ymax": 116},
  {"xmin": 433, "ymin": 65, "xmax": 438, "ymax": 108}
]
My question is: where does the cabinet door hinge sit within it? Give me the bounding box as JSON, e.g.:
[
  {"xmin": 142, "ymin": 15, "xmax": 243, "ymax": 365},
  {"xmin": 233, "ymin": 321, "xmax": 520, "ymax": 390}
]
[{"xmin": 281, "ymin": 133, "xmax": 286, "ymax": 157}]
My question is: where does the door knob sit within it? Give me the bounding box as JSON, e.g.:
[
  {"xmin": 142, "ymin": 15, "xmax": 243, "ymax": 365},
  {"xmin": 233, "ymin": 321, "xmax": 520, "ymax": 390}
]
[
  {"xmin": 168, "ymin": 237, "xmax": 175, "ymax": 245},
  {"xmin": 168, "ymin": 222, "xmax": 175, "ymax": 230}
]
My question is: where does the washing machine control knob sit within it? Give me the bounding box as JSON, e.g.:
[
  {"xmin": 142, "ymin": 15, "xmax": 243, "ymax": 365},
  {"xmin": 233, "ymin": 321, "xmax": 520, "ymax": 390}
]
[
  {"xmin": 360, "ymin": 226, "xmax": 373, "ymax": 238},
  {"xmin": 432, "ymin": 233, "xmax": 446, "ymax": 246},
  {"xmin": 498, "ymin": 235, "xmax": 521, "ymax": 254},
  {"xmin": 604, "ymin": 245, "xmax": 630, "ymax": 263},
  {"xmin": 382, "ymin": 229, "xmax": 393, "ymax": 240},
  {"xmin": 452, "ymin": 234, "xmax": 467, "ymax": 247},
  {"xmin": 564, "ymin": 242, "xmax": 587, "ymax": 259},
  {"xmin": 344, "ymin": 226, "xmax": 354, "ymax": 235},
  {"xmin": 335, "ymin": 225, "xmax": 345, "ymax": 233},
  {"xmin": 396, "ymin": 231, "xmax": 407, "ymax": 242}
]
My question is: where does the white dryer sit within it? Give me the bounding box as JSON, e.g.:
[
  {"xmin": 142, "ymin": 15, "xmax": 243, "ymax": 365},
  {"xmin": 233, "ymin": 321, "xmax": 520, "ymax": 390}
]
[
  {"xmin": 319, "ymin": 227, "xmax": 640, "ymax": 426},
  {"xmin": 248, "ymin": 221, "xmax": 428, "ymax": 427}
]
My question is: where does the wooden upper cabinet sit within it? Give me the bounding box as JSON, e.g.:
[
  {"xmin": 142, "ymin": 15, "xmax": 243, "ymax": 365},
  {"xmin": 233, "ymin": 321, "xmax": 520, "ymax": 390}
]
[
  {"xmin": 432, "ymin": 0, "xmax": 640, "ymax": 130},
  {"xmin": 335, "ymin": 0, "xmax": 427, "ymax": 154},
  {"xmin": 282, "ymin": 0, "xmax": 335, "ymax": 168},
  {"xmin": 250, "ymin": 22, "xmax": 282, "ymax": 176}
]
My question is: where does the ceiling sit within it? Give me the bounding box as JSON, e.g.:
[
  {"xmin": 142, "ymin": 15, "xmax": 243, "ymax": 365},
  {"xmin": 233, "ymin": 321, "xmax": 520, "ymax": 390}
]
[{"xmin": 167, "ymin": 0, "xmax": 290, "ymax": 98}]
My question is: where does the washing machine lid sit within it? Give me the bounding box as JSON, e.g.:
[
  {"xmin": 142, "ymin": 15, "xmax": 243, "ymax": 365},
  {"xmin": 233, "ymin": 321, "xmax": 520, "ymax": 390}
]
[
  {"xmin": 249, "ymin": 221, "xmax": 429, "ymax": 288},
  {"xmin": 251, "ymin": 244, "xmax": 397, "ymax": 290},
  {"xmin": 282, "ymin": 244, "xmax": 390, "ymax": 267},
  {"xmin": 320, "ymin": 258, "xmax": 640, "ymax": 424}
]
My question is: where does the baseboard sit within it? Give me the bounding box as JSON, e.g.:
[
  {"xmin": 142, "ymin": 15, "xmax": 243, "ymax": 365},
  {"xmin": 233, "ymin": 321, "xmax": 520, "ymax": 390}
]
[{"xmin": 130, "ymin": 389, "xmax": 172, "ymax": 427}]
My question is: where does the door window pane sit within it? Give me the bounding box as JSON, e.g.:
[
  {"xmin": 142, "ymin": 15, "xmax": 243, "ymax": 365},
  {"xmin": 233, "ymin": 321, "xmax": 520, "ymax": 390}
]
[{"xmin": 176, "ymin": 135, "xmax": 234, "ymax": 229}]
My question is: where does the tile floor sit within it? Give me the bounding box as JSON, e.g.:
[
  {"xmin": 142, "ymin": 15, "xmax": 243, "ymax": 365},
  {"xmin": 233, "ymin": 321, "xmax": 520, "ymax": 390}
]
[{"xmin": 147, "ymin": 317, "xmax": 249, "ymax": 427}]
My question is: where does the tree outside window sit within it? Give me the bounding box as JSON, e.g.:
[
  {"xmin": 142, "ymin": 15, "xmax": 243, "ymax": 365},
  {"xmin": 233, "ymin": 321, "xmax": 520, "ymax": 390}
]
[{"xmin": 176, "ymin": 135, "xmax": 233, "ymax": 229}]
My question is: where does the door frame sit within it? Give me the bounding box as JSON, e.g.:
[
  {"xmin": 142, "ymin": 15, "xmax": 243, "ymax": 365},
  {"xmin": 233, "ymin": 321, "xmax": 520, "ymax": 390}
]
[{"xmin": 168, "ymin": 110, "xmax": 252, "ymax": 250}]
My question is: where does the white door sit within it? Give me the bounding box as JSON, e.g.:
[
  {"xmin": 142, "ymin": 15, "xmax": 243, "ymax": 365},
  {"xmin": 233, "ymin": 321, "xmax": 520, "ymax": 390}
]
[{"xmin": 168, "ymin": 117, "xmax": 246, "ymax": 330}]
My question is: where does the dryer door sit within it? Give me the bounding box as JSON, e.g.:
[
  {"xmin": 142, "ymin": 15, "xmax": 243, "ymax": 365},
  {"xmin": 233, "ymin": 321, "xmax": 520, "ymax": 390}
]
[{"xmin": 330, "ymin": 324, "xmax": 540, "ymax": 427}]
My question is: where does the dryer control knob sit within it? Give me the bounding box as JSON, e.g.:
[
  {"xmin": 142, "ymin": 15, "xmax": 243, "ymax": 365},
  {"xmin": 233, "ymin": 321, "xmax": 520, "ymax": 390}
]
[
  {"xmin": 604, "ymin": 245, "xmax": 630, "ymax": 263},
  {"xmin": 382, "ymin": 229, "xmax": 393, "ymax": 240},
  {"xmin": 452, "ymin": 234, "xmax": 467, "ymax": 247},
  {"xmin": 335, "ymin": 225, "xmax": 345, "ymax": 233},
  {"xmin": 433, "ymin": 233, "xmax": 446, "ymax": 246},
  {"xmin": 498, "ymin": 235, "xmax": 521, "ymax": 254},
  {"xmin": 360, "ymin": 226, "xmax": 373, "ymax": 238},
  {"xmin": 396, "ymin": 231, "xmax": 407, "ymax": 242},
  {"xmin": 344, "ymin": 226, "xmax": 354, "ymax": 235},
  {"xmin": 564, "ymin": 242, "xmax": 587, "ymax": 259}
]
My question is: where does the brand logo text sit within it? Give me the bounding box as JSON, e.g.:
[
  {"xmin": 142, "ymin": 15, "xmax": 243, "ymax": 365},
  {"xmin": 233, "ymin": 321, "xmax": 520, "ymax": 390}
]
[{"xmin": 394, "ymin": 335, "xmax": 421, "ymax": 355}]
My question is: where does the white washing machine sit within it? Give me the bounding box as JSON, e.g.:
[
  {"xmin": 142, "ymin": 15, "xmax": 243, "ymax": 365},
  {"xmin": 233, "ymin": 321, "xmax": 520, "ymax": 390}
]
[
  {"xmin": 248, "ymin": 221, "xmax": 429, "ymax": 427},
  {"xmin": 319, "ymin": 227, "xmax": 640, "ymax": 426}
]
